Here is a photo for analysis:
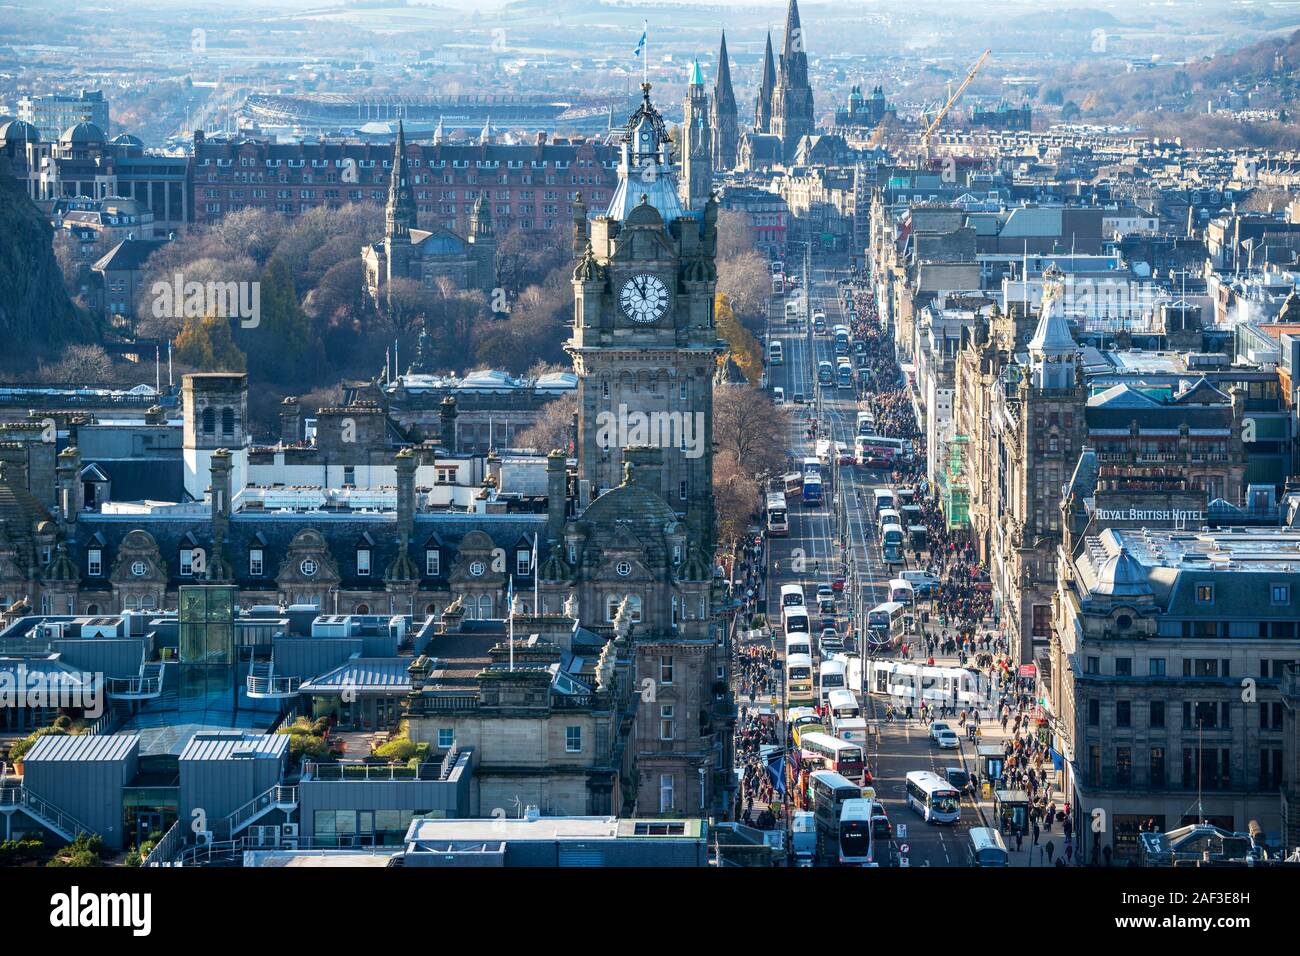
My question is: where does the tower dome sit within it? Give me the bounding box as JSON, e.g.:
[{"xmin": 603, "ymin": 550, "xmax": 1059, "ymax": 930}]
[{"xmin": 1094, "ymin": 547, "xmax": 1151, "ymax": 598}]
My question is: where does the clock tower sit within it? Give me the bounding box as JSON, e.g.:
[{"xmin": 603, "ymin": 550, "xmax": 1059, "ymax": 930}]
[{"xmin": 567, "ymin": 83, "xmax": 724, "ymax": 546}]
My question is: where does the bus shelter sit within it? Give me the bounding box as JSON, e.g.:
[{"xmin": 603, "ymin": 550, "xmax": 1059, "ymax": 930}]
[
  {"xmin": 976, "ymin": 744, "xmax": 1005, "ymax": 785},
  {"xmin": 993, "ymin": 789, "xmax": 1031, "ymax": 835}
]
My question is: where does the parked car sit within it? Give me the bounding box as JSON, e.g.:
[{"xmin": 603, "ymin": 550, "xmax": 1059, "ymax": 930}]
[
  {"xmin": 934, "ymin": 729, "xmax": 960, "ymax": 750},
  {"xmin": 929, "ymin": 721, "xmax": 953, "ymax": 743}
]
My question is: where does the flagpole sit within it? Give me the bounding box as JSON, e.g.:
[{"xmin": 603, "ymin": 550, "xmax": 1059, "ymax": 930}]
[
  {"xmin": 508, "ymin": 576, "xmax": 515, "ymax": 672},
  {"xmin": 532, "ymin": 532, "xmax": 539, "ymax": 613},
  {"xmin": 643, "ymin": 19, "xmax": 649, "ymax": 87}
]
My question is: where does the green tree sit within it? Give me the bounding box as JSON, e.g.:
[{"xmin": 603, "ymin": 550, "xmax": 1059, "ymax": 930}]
[{"xmin": 243, "ymin": 256, "xmax": 326, "ymax": 386}]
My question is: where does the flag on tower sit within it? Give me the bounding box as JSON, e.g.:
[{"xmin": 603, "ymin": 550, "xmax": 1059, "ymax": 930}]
[{"xmin": 633, "ymin": 23, "xmax": 647, "ymax": 58}]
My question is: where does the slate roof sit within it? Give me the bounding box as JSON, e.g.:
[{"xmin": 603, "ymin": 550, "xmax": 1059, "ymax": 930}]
[{"xmin": 70, "ymin": 510, "xmax": 549, "ymax": 591}]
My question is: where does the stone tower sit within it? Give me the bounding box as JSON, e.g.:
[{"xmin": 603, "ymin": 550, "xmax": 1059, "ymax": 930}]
[
  {"xmin": 770, "ymin": 0, "xmax": 815, "ymax": 162},
  {"xmin": 182, "ymin": 373, "xmax": 249, "ymax": 501},
  {"xmin": 711, "ymin": 31, "xmax": 739, "ymax": 170},
  {"xmin": 754, "ymin": 31, "xmax": 776, "ymax": 133},
  {"xmin": 567, "ymin": 83, "xmax": 724, "ymax": 546},
  {"xmin": 468, "ymin": 193, "xmax": 497, "ymax": 295},
  {"xmin": 680, "ymin": 60, "xmax": 713, "ymax": 213}
]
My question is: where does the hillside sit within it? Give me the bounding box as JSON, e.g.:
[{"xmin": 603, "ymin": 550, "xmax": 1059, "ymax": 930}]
[{"xmin": 0, "ymin": 161, "xmax": 97, "ymax": 358}]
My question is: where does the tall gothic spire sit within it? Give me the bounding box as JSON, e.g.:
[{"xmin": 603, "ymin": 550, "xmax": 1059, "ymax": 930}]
[
  {"xmin": 711, "ymin": 30, "xmax": 738, "ymax": 170},
  {"xmin": 771, "ymin": 0, "xmax": 814, "ymax": 161},
  {"xmin": 715, "ymin": 30, "xmax": 736, "ymax": 111},
  {"xmin": 755, "ymin": 30, "xmax": 776, "ymax": 132},
  {"xmin": 385, "ymin": 120, "xmax": 416, "ymax": 239}
]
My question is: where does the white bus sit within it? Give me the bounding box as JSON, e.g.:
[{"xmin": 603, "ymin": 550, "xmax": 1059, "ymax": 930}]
[
  {"xmin": 871, "ymin": 488, "xmax": 895, "ymax": 513},
  {"xmin": 905, "ymin": 770, "xmax": 962, "ymax": 824},
  {"xmin": 786, "ymin": 653, "xmax": 815, "ymax": 707},
  {"xmin": 766, "ymin": 492, "xmax": 788, "ymax": 537},
  {"xmin": 967, "ymin": 827, "xmax": 1009, "ymax": 867},
  {"xmin": 866, "ymin": 601, "xmax": 907, "ymax": 648},
  {"xmin": 769, "ymin": 341, "xmax": 784, "ymax": 365},
  {"xmin": 855, "ymin": 410, "xmax": 876, "ymax": 436},
  {"xmin": 826, "ymin": 688, "xmax": 861, "ymax": 721},
  {"xmin": 888, "ymin": 578, "xmax": 915, "ymax": 604},
  {"xmin": 780, "ymin": 584, "xmax": 806, "ymax": 610},
  {"xmin": 819, "ymin": 659, "xmax": 847, "ymax": 702},
  {"xmin": 783, "ymin": 606, "xmax": 811, "ymax": 635},
  {"xmin": 877, "ymin": 507, "xmax": 901, "ymax": 528},
  {"xmin": 838, "ymin": 798, "xmax": 877, "ymax": 865},
  {"xmin": 784, "ymin": 633, "xmax": 812, "ymax": 660}
]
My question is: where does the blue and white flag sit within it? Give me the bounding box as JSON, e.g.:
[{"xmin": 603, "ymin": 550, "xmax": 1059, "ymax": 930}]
[{"xmin": 633, "ymin": 25, "xmax": 646, "ymax": 58}]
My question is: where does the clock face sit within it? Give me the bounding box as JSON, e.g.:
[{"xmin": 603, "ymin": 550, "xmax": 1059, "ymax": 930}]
[{"xmin": 620, "ymin": 273, "xmax": 669, "ymax": 325}]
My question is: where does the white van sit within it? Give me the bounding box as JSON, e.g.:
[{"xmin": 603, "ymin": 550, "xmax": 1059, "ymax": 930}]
[
  {"xmin": 773, "ymin": 387, "xmax": 785, "ymax": 405},
  {"xmin": 819, "ymin": 659, "xmax": 847, "ymax": 702}
]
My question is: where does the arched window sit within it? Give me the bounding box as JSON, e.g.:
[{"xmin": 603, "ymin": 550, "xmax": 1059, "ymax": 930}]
[
  {"xmin": 476, "ymin": 594, "xmax": 492, "ymax": 619},
  {"xmin": 85, "ymin": 603, "xmax": 99, "ymax": 615},
  {"xmin": 354, "ymin": 602, "xmax": 370, "ymax": 614},
  {"xmin": 201, "ymin": 407, "xmax": 216, "ymax": 434},
  {"xmin": 221, "ymin": 407, "xmax": 235, "ymax": 437},
  {"xmin": 425, "ymin": 603, "xmax": 438, "ymax": 617}
]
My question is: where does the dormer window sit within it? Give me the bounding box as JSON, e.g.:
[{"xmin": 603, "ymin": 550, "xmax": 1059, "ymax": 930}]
[
  {"xmin": 180, "ymin": 548, "xmax": 194, "ymax": 576},
  {"xmin": 426, "ymin": 550, "xmax": 440, "ymax": 577},
  {"xmin": 516, "ymin": 549, "xmax": 531, "ymax": 575},
  {"xmin": 356, "ymin": 548, "xmax": 371, "ymax": 576},
  {"xmin": 87, "ymin": 548, "xmax": 102, "ymax": 576}
]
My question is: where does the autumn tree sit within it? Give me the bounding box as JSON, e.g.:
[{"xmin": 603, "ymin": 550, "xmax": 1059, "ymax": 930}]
[
  {"xmin": 173, "ymin": 313, "xmax": 247, "ymax": 372},
  {"xmin": 715, "ymin": 294, "xmax": 763, "ymax": 385}
]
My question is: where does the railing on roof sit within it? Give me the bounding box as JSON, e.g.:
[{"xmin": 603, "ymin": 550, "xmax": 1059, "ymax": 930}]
[
  {"xmin": 439, "ymin": 743, "xmax": 460, "ymax": 781},
  {"xmin": 0, "ymin": 786, "xmax": 98, "ymax": 841},
  {"xmin": 419, "ymin": 695, "xmax": 479, "ymax": 712},
  {"xmin": 105, "ymin": 663, "xmax": 164, "ymax": 700},
  {"xmin": 302, "ymin": 761, "xmax": 444, "ymax": 782},
  {"xmin": 143, "ymin": 819, "xmax": 184, "ymax": 867},
  {"xmin": 224, "ymin": 785, "xmax": 298, "ymax": 838}
]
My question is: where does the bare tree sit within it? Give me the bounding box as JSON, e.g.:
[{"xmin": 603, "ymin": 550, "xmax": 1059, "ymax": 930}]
[
  {"xmin": 38, "ymin": 344, "xmax": 117, "ymax": 384},
  {"xmin": 716, "ymin": 250, "xmax": 771, "ymax": 329},
  {"xmin": 713, "ymin": 382, "xmax": 789, "ymax": 479},
  {"xmin": 714, "ymin": 450, "xmax": 761, "ymax": 548},
  {"xmin": 512, "ymin": 392, "xmax": 577, "ymax": 453}
]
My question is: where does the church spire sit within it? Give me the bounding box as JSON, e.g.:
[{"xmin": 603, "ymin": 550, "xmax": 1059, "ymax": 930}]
[
  {"xmin": 755, "ymin": 30, "xmax": 776, "ymax": 132},
  {"xmin": 715, "ymin": 30, "xmax": 736, "ymax": 111},
  {"xmin": 711, "ymin": 30, "xmax": 739, "ymax": 170},
  {"xmin": 385, "ymin": 120, "xmax": 416, "ymax": 240}
]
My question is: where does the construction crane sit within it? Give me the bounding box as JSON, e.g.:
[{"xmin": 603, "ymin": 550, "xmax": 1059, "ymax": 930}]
[{"xmin": 919, "ymin": 48, "xmax": 991, "ymax": 160}]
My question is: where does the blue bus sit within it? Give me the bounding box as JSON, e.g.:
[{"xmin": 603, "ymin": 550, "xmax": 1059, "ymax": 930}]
[
  {"xmin": 836, "ymin": 361, "xmax": 853, "ymax": 389},
  {"xmin": 802, "ymin": 475, "xmax": 824, "ymax": 506}
]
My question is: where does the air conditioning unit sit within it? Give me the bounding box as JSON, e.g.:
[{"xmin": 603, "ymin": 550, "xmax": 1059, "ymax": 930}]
[{"xmin": 281, "ymin": 823, "xmax": 299, "ymax": 838}]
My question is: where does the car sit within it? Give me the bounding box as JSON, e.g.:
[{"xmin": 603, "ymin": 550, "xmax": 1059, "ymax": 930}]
[
  {"xmin": 838, "ymin": 452, "xmax": 856, "ymax": 466},
  {"xmin": 816, "ymin": 584, "xmax": 834, "ymax": 602},
  {"xmin": 818, "ymin": 597, "xmax": 836, "ymax": 615},
  {"xmin": 935, "ymin": 729, "xmax": 960, "ymax": 749},
  {"xmin": 772, "ymin": 388, "xmax": 785, "ymax": 406},
  {"xmin": 818, "ymin": 629, "xmax": 843, "ymax": 655},
  {"xmin": 944, "ymin": 767, "xmax": 971, "ymax": 792},
  {"xmin": 863, "ymin": 455, "xmax": 890, "ymax": 469},
  {"xmin": 870, "ymin": 807, "xmax": 892, "ymax": 840},
  {"xmin": 831, "ymin": 577, "xmax": 845, "ymax": 592},
  {"xmin": 929, "ymin": 721, "xmax": 953, "ymax": 743},
  {"xmin": 792, "ymin": 392, "xmax": 806, "ymax": 405}
]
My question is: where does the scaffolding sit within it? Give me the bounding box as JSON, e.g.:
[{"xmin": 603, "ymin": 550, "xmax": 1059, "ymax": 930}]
[{"xmin": 943, "ymin": 434, "xmax": 970, "ymax": 530}]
